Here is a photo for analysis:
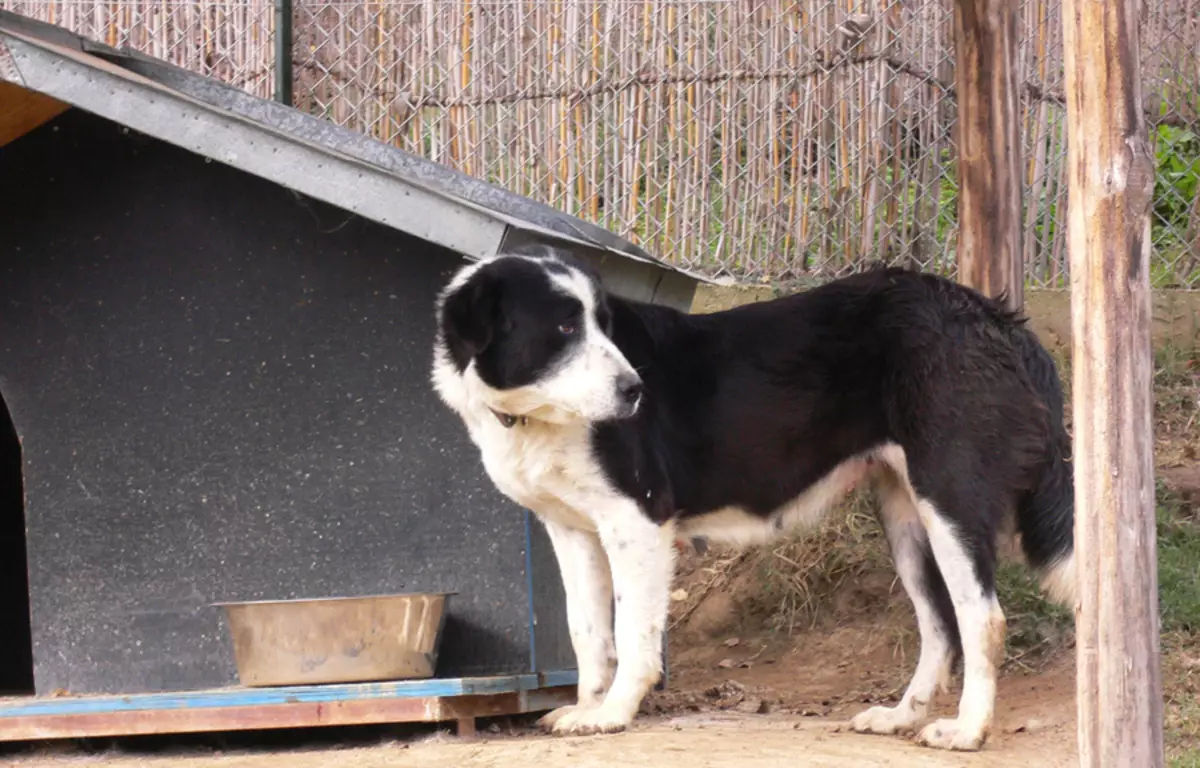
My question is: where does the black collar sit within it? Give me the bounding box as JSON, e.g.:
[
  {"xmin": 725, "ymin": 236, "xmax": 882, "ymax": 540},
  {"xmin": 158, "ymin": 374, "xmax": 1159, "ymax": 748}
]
[{"xmin": 490, "ymin": 408, "xmax": 527, "ymax": 428}]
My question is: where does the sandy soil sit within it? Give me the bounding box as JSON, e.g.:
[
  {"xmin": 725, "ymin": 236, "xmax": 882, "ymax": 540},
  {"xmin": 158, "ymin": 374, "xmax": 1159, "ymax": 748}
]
[{"xmin": 6, "ymin": 710, "xmax": 1077, "ymax": 768}]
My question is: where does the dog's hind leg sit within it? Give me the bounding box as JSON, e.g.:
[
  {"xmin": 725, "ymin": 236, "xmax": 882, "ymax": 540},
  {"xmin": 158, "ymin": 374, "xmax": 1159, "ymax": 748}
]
[
  {"xmin": 865, "ymin": 444, "xmax": 1005, "ymax": 752},
  {"xmin": 851, "ymin": 471, "xmax": 958, "ymax": 737},
  {"xmin": 547, "ymin": 499, "xmax": 676, "ymax": 736},
  {"xmin": 536, "ymin": 519, "xmax": 616, "ymax": 731},
  {"xmin": 913, "ymin": 498, "xmax": 1006, "ymax": 751}
]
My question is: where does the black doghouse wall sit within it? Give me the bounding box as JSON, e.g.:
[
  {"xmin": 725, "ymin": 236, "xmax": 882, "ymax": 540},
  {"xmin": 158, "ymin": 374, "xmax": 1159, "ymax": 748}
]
[
  {"xmin": 0, "ymin": 392, "xmax": 33, "ymax": 695},
  {"xmin": 0, "ymin": 108, "xmax": 573, "ymax": 696}
]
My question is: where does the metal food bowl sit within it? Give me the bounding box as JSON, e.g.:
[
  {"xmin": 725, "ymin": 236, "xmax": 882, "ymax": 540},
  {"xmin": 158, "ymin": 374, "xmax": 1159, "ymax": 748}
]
[{"xmin": 216, "ymin": 592, "xmax": 452, "ymax": 687}]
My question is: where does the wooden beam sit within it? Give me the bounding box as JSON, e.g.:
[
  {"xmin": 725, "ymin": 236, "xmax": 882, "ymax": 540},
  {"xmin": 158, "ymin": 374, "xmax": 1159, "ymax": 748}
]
[
  {"xmin": 0, "ymin": 80, "xmax": 67, "ymax": 148},
  {"xmin": 0, "ymin": 686, "xmax": 574, "ymax": 742},
  {"xmin": 1061, "ymin": 0, "xmax": 1164, "ymax": 763},
  {"xmin": 952, "ymin": 0, "xmax": 1023, "ymax": 311}
]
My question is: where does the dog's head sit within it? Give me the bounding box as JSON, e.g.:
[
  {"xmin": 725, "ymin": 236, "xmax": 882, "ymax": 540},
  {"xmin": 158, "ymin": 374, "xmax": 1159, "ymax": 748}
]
[{"xmin": 433, "ymin": 246, "xmax": 644, "ymax": 424}]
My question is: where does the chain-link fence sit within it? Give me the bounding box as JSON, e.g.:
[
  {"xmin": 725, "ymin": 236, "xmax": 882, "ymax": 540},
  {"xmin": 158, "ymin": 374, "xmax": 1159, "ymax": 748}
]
[
  {"xmin": 3, "ymin": 0, "xmax": 277, "ymax": 96},
  {"xmin": 5, "ymin": 0, "xmax": 1198, "ymax": 288}
]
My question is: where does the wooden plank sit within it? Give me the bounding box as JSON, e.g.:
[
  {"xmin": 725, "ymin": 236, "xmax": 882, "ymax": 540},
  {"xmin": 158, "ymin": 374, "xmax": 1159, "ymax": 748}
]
[
  {"xmin": 439, "ymin": 689, "xmax": 567, "ymax": 721},
  {"xmin": 1061, "ymin": 0, "xmax": 1164, "ymax": 763},
  {"xmin": 0, "ymin": 674, "xmax": 558, "ymax": 718},
  {"xmin": 952, "ymin": 0, "xmax": 1023, "ymax": 311},
  {"xmin": 0, "ymin": 686, "xmax": 574, "ymax": 742},
  {"xmin": 0, "ymin": 80, "xmax": 67, "ymax": 147},
  {"xmin": 0, "ymin": 672, "xmax": 578, "ymax": 718}
]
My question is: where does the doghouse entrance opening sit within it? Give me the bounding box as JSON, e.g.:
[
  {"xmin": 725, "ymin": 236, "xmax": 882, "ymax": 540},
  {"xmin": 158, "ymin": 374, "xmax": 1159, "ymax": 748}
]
[{"xmin": 0, "ymin": 392, "xmax": 34, "ymax": 694}]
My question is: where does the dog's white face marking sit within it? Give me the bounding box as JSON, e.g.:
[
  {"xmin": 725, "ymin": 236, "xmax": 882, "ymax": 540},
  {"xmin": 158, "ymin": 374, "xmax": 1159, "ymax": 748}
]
[
  {"xmin": 431, "ymin": 254, "xmax": 643, "ymax": 527},
  {"xmin": 486, "ymin": 261, "xmax": 640, "ymax": 424},
  {"xmin": 432, "ymin": 254, "xmax": 641, "ymax": 429}
]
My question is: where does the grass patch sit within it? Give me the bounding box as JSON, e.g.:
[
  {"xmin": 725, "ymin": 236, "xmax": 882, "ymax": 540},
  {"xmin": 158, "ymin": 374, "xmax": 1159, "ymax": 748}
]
[
  {"xmin": 1159, "ymin": 483, "xmax": 1200, "ymax": 634},
  {"xmin": 1160, "ymin": 481, "xmax": 1200, "ymax": 760},
  {"xmin": 1166, "ymin": 627, "xmax": 1200, "ymax": 761},
  {"xmin": 750, "ymin": 488, "xmax": 892, "ymax": 634},
  {"xmin": 995, "ymin": 562, "xmax": 1073, "ymax": 668},
  {"xmin": 1154, "ymin": 345, "xmax": 1200, "ymax": 760},
  {"xmin": 1153, "ymin": 343, "xmax": 1199, "ymax": 445}
]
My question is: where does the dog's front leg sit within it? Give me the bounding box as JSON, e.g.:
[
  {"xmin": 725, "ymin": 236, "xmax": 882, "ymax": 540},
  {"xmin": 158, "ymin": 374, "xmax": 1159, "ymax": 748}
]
[
  {"xmin": 536, "ymin": 519, "xmax": 615, "ymax": 731},
  {"xmin": 547, "ymin": 500, "xmax": 676, "ymax": 736}
]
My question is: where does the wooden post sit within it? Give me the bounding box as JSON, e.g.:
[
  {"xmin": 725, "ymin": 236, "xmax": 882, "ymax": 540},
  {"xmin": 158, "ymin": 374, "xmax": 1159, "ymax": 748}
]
[
  {"xmin": 952, "ymin": 0, "xmax": 1023, "ymax": 311},
  {"xmin": 1062, "ymin": 0, "xmax": 1164, "ymax": 764},
  {"xmin": 456, "ymin": 717, "xmax": 477, "ymax": 739},
  {"xmin": 274, "ymin": 0, "xmax": 293, "ymax": 107}
]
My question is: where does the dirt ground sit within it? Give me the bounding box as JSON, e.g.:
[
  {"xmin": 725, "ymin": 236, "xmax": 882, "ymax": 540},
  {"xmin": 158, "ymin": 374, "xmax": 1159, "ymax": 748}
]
[
  {"xmin": 7, "ymin": 691, "xmax": 1078, "ymax": 768},
  {"xmin": 8, "ymin": 713, "xmax": 1077, "ymax": 768}
]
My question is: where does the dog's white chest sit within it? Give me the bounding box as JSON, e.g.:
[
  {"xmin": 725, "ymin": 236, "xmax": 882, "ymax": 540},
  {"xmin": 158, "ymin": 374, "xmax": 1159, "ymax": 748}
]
[{"xmin": 474, "ymin": 420, "xmax": 599, "ymax": 531}]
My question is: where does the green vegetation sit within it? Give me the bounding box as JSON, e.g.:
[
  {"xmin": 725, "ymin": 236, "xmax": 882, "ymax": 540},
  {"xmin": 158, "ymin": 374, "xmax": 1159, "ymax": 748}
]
[
  {"xmin": 1161, "ymin": 481, "xmax": 1200, "ymax": 760},
  {"xmin": 995, "ymin": 562, "xmax": 1072, "ymax": 664},
  {"xmin": 1159, "ymin": 483, "xmax": 1200, "ymax": 634}
]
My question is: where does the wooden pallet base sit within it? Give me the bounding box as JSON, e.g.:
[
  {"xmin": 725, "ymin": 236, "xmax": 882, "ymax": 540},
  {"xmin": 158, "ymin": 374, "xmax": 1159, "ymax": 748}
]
[{"xmin": 0, "ymin": 672, "xmax": 577, "ymax": 743}]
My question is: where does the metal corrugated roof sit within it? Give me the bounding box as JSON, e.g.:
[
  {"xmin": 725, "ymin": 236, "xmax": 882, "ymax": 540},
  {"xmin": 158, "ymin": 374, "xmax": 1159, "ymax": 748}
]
[{"xmin": 0, "ymin": 10, "xmax": 704, "ymax": 309}]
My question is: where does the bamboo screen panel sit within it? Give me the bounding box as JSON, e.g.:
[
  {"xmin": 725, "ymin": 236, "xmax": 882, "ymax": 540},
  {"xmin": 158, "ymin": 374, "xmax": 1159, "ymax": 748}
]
[{"xmin": 5, "ymin": 0, "xmax": 1198, "ymax": 288}]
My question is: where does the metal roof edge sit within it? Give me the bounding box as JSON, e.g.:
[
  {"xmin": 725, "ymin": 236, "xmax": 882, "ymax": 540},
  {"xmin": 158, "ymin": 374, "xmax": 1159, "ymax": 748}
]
[{"xmin": 1, "ymin": 24, "xmax": 509, "ymax": 262}]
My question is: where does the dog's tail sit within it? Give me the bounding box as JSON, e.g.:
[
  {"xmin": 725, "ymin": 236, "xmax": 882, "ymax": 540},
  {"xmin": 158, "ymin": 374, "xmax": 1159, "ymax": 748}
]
[{"xmin": 1014, "ymin": 330, "xmax": 1077, "ymax": 608}]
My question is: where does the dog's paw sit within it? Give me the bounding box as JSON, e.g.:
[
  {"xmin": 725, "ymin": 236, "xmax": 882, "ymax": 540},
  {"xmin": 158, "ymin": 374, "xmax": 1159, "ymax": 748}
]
[
  {"xmin": 537, "ymin": 704, "xmax": 593, "ymax": 732},
  {"xmin": 546, "ymin": 703, "xmax": 633, "ymax": 736},
  {"xmin": 849, "ymin": 704, "xmax": 921, "ymax": 736},
  {"xmin": 915, "ymin": 718, "xmax": 989, "ymax": 751}
]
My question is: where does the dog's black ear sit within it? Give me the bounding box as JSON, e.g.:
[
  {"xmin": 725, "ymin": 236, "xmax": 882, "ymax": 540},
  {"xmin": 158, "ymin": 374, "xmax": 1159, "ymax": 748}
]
[{"xmin": 441, "ymin": 269, "xmax": 500, "ymax": 368}]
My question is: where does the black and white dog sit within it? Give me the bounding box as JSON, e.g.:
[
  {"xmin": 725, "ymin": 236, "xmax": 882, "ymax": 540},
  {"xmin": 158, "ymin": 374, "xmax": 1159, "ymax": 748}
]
[{"xmin": 430, "ymin": 244, "xmax": 1075, "ymax": 752}]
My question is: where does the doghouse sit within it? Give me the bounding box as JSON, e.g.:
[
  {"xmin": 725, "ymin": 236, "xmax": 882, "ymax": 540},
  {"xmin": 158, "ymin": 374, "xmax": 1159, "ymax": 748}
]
[{"xmin": 0, "ymin": 11, "xmax": 699, "ymax": 740}]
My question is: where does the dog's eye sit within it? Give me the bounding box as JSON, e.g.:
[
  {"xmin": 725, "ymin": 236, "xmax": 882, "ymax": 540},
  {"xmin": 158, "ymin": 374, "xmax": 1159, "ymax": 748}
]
[{"xmin": 558, "ymin": 323, "xmax": 576, "ymax": 336}]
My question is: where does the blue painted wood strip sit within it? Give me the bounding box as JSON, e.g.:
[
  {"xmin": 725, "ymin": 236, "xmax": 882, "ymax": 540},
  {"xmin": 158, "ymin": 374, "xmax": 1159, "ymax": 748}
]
[
  {"xmin": 523, "ymin": 508, "xmax": 539, "ymax": 673},
  {"xmin": 0, "ymin": 673, "xmax": 568, "ymax": 718},
  {"xmin": 538, "ymin": 670, "xmax": 578, "ymax": 689}
]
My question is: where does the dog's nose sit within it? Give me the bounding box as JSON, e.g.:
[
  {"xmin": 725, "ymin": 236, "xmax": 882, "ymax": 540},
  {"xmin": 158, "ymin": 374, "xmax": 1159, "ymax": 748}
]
[{"xmin": 618, "ymin": 376, "xmax": 644, "ymax": 406}]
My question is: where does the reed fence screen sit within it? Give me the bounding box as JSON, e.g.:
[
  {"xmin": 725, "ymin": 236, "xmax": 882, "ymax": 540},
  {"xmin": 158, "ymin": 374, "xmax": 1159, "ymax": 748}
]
[{"xmin": 5, "ymin": 0, "xmax": 1198, "ymax": 288}]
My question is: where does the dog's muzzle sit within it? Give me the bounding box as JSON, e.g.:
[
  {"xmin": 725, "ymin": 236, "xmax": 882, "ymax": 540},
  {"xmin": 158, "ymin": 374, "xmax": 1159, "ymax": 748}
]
[{"xmin": 616, "ymin": 374, "xmax": 644, "ymax": 418}]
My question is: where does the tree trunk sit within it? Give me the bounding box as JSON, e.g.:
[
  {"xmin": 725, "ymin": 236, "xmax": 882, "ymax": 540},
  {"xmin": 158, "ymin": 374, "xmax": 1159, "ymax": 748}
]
[
  {"xmin": 1062, "ymin": 0, "xmax": 1165, "ymax": 763},
  {"xmin": 952, "ymin": 0, "xmax": 1022, "ymax": 310}
]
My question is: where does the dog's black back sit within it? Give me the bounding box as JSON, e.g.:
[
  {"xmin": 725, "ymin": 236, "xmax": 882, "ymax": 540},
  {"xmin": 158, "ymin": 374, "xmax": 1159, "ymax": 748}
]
[{"xmin": 595, "ymin": 266, "xmax": 1073, "ymax": 584}]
